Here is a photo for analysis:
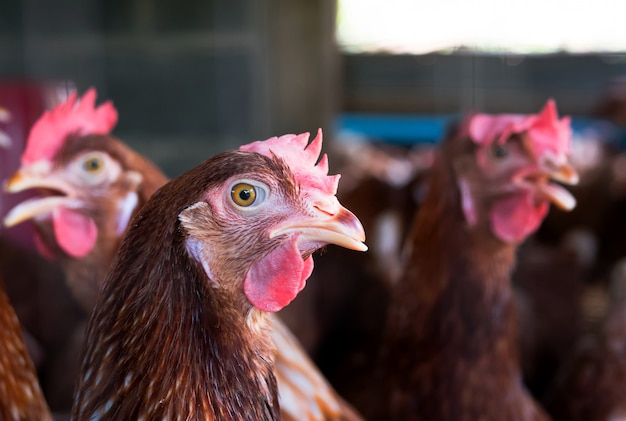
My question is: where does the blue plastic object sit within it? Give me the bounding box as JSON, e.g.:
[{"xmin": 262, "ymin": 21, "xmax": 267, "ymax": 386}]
[{"xmin": 337, "ymin": 113, "xmax": 626, "ymax": 147}]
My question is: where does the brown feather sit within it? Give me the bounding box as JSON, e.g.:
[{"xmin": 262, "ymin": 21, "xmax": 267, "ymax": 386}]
[
  {"xmin": 0, "ymin": 282, "xmax": 52, "ymax": 421},
  {"xmin": 270, "ymin": 314, "xmax": 362, "ymax": 421}
]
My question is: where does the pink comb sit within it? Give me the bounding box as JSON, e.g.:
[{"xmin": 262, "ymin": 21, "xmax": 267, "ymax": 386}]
[
  {"xmin": 239, "ymin": 129, "xmax": 340, "ymax": 195},
  {"xmin": 468, "ymin": 99, "xmax": 571, "ymax": 159},
  {"xmin": 21, "ymin": 88, "xmax": 118, "ymax": 165}
]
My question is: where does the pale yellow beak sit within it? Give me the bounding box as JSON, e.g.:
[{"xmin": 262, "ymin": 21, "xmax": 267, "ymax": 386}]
[
  {"xmin": 3, "ymin": 169, "xmax": 81, "ymax": 227},
  {"xmin": 536, "ymin": 153, "xmax": 579, "ymax": 211},
  {"xmin": 269, "ymin": 204, "xmax": 367, "ymax": 252}
]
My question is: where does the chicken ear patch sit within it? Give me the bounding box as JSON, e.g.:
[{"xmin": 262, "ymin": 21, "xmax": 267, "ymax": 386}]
[
  {"xmin": 244, "ymin": 236, "xmax": 313, "ymax": 312},
  {"xmin": 52, "ymin": 207, "xmax": 98, "ymax": 257}
]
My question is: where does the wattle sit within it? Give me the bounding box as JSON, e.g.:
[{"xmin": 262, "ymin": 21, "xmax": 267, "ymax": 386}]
[
  {"xmin": 490, "ymin": 191, "xmax": 549, "ymax": 244},
  {"xmin": 52, "ymin": 207, "xmax": 98, "ymax": 258},
  {"xmin": 244, "ymin": 236, "xmax": 314, "ymax": 312}
]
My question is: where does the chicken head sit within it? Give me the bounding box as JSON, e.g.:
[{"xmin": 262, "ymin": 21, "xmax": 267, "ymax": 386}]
[
  {"xmin": 452, "ymin": 100, "xmax": 579, "ymax": 243},
  {"xmin": 180, "ymin": 129, "xmax": 367, "ymax": 313}
]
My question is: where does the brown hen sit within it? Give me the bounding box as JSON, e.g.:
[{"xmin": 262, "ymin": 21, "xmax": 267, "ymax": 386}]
[{"xmin": 371, "ymin": 100, "xmax": 578, "ymax": 420}]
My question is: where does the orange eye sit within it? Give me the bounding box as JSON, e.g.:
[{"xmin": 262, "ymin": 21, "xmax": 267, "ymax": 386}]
[{"xmin": 231, "ymin": 183, "xmax": 257, "ymax": 207}]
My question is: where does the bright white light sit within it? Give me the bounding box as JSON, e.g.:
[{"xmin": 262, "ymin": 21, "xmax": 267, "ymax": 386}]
[{"xmin": 337, "ymin": 0, "xmax": 626, "ymax": 53}]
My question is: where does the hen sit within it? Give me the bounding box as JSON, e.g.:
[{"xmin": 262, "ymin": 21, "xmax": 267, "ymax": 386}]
[
  {"xmin": 376, "ymin": 100, "xmax": 578, "ymax": 420},
  {"xmin": 5, "ymin": 89, "xmax": 363, "ymax": 420},
  {"xmin": 4, "ymin": 88, "xmax": 167, "ymax": 311},
  {"xmin": 3, "ymin": 89, "xmax": 168, "ymax": 411}
]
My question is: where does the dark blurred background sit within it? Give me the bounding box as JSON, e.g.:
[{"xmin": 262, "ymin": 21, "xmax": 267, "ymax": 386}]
[
  {"xmin": 2, "ymin": 0, "xmax": 625, "ymax": 176},
  {"xmin": 0, "ymin": 0, "xmax": 338, "ymax": 176}
]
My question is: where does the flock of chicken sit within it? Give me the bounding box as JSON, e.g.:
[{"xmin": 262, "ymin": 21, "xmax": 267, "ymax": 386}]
[{"xmin": 0, "ymin": 88, "xmax": 624, "ymax": 421}]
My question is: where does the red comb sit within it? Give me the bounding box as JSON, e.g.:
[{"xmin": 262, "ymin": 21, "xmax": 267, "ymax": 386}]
[
  {"xmin": 21, "ymin": 88, "xmax": 118, "ymax": 165},
  {"xmin": 239, "ymin": 129, "xmax": 340, "ymax": 195},
  {"xmin": 468, "ymin": 99, "xmax": 571, "ymax": 159}
]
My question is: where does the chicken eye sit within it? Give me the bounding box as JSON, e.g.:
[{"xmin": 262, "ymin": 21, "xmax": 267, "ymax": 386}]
[
  {"xmin": 74, "ymin": 152, "xmax": 119, "ymax": 187},
  {"xmin": 231, "ymin": 183, "xmax": 258, "ymax": 207},
  {"xmin": 83, "ymin": 156, "xmax": 104, "ymax": 173},
  {"xmin": 490, "ymin": 142, "xmax": 509, "ymax": 159}
]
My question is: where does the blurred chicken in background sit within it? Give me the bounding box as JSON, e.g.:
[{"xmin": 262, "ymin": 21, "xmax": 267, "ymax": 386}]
[
  {"xmin": 2, "ymin": 88, "xmax": 166, "ymax": 412},
  {"xmin": 326, "ymin": 101, "xmax": 578, "ymax": 420},
  {"xmin": 314, "ymin": 95, "xmax": 626, "ymax": 419}
]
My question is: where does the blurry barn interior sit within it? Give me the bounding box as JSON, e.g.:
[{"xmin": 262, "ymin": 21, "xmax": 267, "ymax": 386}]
[{"xmin": 1, "ymin": 0, "xmax": 626, "ymax": 419}]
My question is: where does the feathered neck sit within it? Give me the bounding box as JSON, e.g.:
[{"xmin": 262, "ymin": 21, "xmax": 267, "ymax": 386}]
[
  {"xmin": 383, "ymin": 153, "xmax": 538, "ymax": 419},
  {"xmin": 397, "ymin": 154, "xmax": 518, "ymax": 306},
  {"xmin": 72, "ymin": 197, "xmax": 280, "ymax": 420},
  {"xmin": 389, "ymin": 152, "xmax": 518, "ymax": 371}
]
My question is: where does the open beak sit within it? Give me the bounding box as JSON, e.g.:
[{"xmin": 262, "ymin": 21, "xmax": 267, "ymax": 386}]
[
  {"xmin": 4, "ymin": 168, "xmax": 81, "ymax": 227},
  {"xmin": 515, "ymin": 153, "xmax": 579, "ymax": 212},
  {"xmin": 269, "ymin": 203, "xmax": 367, "ymax": 252}
]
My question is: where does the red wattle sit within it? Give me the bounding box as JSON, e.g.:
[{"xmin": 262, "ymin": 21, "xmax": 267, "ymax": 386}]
[
  {"xmin": 52, "ymin": 207, "xmax": 98, "ymax": 258},
  {"xmin": 490, "ymin": 192, "xmax": 548, "ymax": 244},
  {"xmin": 243, "ymin": 236, "xmax": 314, "ymax": 312}
]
